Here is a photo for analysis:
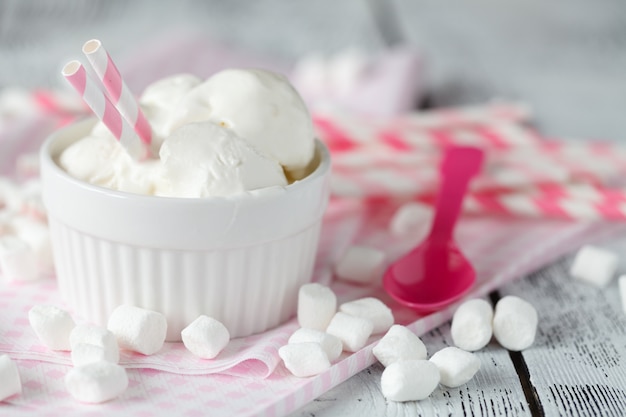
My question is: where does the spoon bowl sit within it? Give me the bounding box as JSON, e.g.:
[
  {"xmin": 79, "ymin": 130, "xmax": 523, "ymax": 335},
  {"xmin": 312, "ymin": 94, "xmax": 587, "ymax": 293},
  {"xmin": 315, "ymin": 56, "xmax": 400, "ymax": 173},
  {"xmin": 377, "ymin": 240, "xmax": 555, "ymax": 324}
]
[{"xmin": 383, "ymin": 146, "xmax": 484, "ymax": 314}]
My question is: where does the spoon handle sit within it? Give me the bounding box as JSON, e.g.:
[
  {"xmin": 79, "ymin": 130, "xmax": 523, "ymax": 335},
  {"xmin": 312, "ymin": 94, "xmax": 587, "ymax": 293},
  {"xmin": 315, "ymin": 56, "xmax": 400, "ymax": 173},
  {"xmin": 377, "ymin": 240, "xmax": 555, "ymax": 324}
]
[{"xmin": 428, "ymin": 146, "xmax": 484, "ymax": 244}]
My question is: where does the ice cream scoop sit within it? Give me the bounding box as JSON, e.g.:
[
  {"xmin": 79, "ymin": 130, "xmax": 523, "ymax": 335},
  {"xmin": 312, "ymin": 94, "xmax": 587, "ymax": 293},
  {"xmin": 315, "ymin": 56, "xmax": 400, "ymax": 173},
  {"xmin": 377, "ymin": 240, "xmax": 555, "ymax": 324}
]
[
  {"xmin": 167, "ymin": 68, "xmax": 315, "ymax": 178},
  {"xmin": 157, "ymin": 121, "xmax": 287, "ymax": 198},
  {"xmin": 59, "ymin": 132, "xmax": 159, "ymax": 195},
  {"xmin": 139, "ymin": 73, "xmax": 201, "ymax": 143}
]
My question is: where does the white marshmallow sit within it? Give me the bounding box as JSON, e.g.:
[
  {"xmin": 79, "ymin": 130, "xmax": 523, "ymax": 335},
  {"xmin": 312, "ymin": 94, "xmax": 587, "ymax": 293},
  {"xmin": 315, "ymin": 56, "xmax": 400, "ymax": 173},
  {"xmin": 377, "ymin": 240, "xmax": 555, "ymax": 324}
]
[
  {"xmin": 492, "ymin": 296, "xmax": 538, "ymax": 351},
  {"xmin": 326, "ymin": 311, "xmax": 373, "ymax": 352},
  {"xmin": 288, "ymin": 327, "xmax": 343, "ymax": 362},
  {"xmin": 69, "ymin": 324, "xmax": 119, "ymax": 364},
  {"xmin": 0, "ymin": 235, "xmax": 38, "ymax": 282},
  {"xmin": 429, "ymin": 346, "xmax": 481, "ymax": 388},
  {"xmin": 297, "ymin": 283, "xmax": 337, "ymax": 331},
  {"xmin": 0, "ymin": 355, "xmax": 21, "ymax": 401},
  {"xmin": 389, "ymin": 201, "xmax": 433, "ymax": 237},
  {"xmin": 71, "ymin": 344, "xmax": 117, "ymax": 367},
  {"xmin": 65, "ymin": 361, "xmax": 128, "ymax": 403},
  {"xmin": 0, "ymin": 178, "xmax": 21, "ymax": 212},
  {"xmin": 619, "ymin": 275, "xmax": 626, "ymax": 314},
  {"xmin": 451, "ymin": 298, "xmax": 493, "ymax": 351},
  {"xmin": 20, "ymin": 194, "xmax": 47, "ymax": 222},
  {"xmin": 181, "ymin": 315, "xmax": 230, "ymax": 359},
  {"xmin": 28, "ymin": 305, "xmax": 75, "ymax": 351},
  {"xmin": 0, "ymin": 210, "xmax": 14, "ymax": 234},
  {"xmin": 107, "ymin": 305, "xmax": 167, "ymax": 355},
  {"xmin": 373, "ymin": 325, "xmax": 427, "ymax": 367},
  {"xmin": 334, "ymin": 245, "xmax": 386, "ymax": 284},
  {"xmin": 569, "ymin": 245, "xmax": 618, "ymax": 287},
  {"xmin": 15, "ymin": 153, "xmax": 41, "ymax": 179},
  {"xmin": 380, "ymin": 360, "xmax": 440, "ymax": 402},
  {"xmin": 11, "ymin": 216, "xmax": 54, "ymax": 275},
  {"xmin": 278, "ymin": 342, "xmax": 331, "ymax": 377},
  {"xmin": 339, "ymin": 297, "xmax": 394, "ymax": 334}
]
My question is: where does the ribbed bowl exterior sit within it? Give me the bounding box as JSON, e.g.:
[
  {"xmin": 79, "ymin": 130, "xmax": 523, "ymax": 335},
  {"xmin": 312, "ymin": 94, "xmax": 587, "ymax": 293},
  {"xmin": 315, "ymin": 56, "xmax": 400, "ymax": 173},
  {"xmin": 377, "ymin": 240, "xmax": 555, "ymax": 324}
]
[{"xmin": 49, "ymin": 217, "xmax": 322, "ymax": 340}]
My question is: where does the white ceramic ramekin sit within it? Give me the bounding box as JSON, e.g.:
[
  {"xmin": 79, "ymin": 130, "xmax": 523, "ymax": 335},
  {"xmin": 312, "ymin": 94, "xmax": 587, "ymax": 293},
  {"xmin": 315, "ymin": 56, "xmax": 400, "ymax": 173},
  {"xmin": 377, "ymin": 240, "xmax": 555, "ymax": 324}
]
[{"xmin": 40, "ymin": 119, "xmax": 330, "ymax": 341}]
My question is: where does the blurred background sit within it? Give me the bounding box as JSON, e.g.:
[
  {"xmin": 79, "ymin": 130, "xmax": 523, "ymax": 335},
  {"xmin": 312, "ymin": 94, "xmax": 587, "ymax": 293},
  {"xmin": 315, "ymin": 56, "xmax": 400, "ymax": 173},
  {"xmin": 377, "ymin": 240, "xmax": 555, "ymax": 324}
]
[{"xmin": 0, "ymin": 0, "xmax": 625, "ymax": 140}]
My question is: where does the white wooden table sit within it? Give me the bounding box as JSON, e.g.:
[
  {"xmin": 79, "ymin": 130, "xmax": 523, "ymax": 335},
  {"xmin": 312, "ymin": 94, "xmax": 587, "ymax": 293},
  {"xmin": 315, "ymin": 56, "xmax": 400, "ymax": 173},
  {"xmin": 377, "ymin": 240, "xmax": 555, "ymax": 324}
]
[{"xmin": 1, "ymin": 1, "xmax": 625, "ymax": 415}]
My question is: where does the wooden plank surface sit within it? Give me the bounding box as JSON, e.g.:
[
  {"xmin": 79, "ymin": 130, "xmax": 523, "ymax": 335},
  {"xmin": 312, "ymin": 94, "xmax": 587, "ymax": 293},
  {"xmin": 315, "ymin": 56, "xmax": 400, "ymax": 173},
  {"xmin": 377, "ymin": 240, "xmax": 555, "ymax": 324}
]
[{"xmin": 501, "ymin": 238, "xmax": 626, "ymax": 417}]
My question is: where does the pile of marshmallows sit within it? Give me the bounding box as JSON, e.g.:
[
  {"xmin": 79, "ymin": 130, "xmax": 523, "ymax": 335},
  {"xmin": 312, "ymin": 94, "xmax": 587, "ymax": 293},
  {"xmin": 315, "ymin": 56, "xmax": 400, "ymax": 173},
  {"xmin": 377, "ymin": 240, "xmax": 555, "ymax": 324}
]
[
  {"xmin": 0, "ymin": 304, "xmax": 231, "ymax": 404},
  {"xmin": 281, "ymin": 282, "xmax": 539, "ymax": 402},
  {"xmin": 0, "ymin": 175, "xmax": 53, "ymax": 283}
]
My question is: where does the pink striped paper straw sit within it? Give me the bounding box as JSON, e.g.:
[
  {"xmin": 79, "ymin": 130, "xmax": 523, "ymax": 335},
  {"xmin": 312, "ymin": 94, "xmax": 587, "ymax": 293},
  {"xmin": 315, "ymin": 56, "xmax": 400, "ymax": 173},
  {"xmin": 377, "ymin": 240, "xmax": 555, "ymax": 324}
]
[
  {"xmin": 82, "ymin": 39, "xmax": 152, "ymax": 150},
  {"xmin": 465, "ymin": 185, "xmax": 626, "ymax": 221},
  {"xmin": 62, "ymin": 60, "xmax": 146, "ymax": 159}
]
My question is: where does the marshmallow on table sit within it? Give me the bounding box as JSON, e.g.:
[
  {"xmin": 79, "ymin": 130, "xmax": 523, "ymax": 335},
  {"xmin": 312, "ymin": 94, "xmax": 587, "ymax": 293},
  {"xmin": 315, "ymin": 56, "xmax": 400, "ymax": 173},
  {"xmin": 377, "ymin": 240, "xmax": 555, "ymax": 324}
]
[
  {"xmin": 69, "ymin": 324, "xmax": 119, "ymax": 365},
  {"xmin": 339, "ymin": 297, "xmax": 394, "ymax": 334},
  {"xmin": 0, "ymin": 355, "xmax": 21, "ymax": 401},
  {"xmin": 297, "ymin": 283, "xmax": 337, "ymax": 331},
  {"xmin": 181, "ymin": 315, "xmax": 230, "ymax": 359},
  {"xmin": 288, "ymin": 327, "xmax": 343, "ymax": 362},
  {"xmin": 0, "ymin": 235, "xmax": 38, "ymax": 282},
  {"xmin": 334, "ymin": 245, "xmax": 386, "ymax": 284},
  {"xmin": 71, "ymin": 344, "xmax": 117, "ymax": 368},
  {"xmin": 492, "ymin": 296, "xmax": 538, "ymax": 351},
  {"xmin": 278, "ymin": 342, "xmax": 331, "ymax": 377},
  {"xmin": 29, "ymin": 305, "xmax": 75, "ymax": 351},
  {"xmin": 429, "ymin": 346, "xmax": 481, "ymax": 388},
  {"xmin": 389, "ymin": 201, "xmax": 433, "ymax": 237},
  {"xmin": 15, "ymin": 153, "xmax": 41, "ymax": 179},
  {"xmin": 0, "ymin": 211, "xmax": 13, "ymax": 234},
  {"xmin": 107, "ymin": 305, "xmax": 167, "ymax": 355},
  {"xmin": 11, "ymin": 217, "xmax": 53, "ymax": 275},
  {"xmin": 65, "ymin": 361, "xmax": 128, "ymax": 404},
  {"xmin": 326, "ymin": 311, "xmax": 373, "ymax": 352},
  {"xmin": 20, "ymin": 194, "xmax": 47, "ymax": 222},
  {"xmin": 373, "ymin": 325, "xmax": 427, "ymax": 367},
  {"xmin": 619, "ymin": 275, "xmax": 626, "ymax": 314},
  {"xmin": 381, "ymin": 360, "xmax": 440, "ymax": 402},
  {"xmin": 569, "ymin": 245, "xmax": 619, "ymax": 287},
  {"xmin": 450, "ymin": 298, "xmax": 493, "ymax": 351},
  {"xmin": 0, "ymin": 177, "xmax": 22, "ymax": 212}
]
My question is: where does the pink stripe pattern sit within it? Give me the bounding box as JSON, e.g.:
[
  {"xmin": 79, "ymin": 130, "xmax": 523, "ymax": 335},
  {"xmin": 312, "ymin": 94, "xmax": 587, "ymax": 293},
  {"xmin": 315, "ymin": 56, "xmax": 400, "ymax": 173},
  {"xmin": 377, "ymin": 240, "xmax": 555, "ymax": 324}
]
[
  {"xmin": 82, "ymin": 39, "xmax": 152, "ymax": 151},
  {"xmin": 62, "ymin": 60, "xmax": 145, "ymax": 159},
  {"xmin": 311, "ymin": 107, "xmax": 626, "ymax": 221},
  {"xmin": 465, "ymin": 184, "xmax": 626, "ymax": 220}
]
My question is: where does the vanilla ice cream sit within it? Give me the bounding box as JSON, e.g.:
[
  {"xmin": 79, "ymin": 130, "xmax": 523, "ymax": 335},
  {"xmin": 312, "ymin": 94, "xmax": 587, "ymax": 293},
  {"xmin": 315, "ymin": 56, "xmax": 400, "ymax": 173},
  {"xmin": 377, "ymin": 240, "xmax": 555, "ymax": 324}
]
[
  {"xmin": 59, "ymin": 68, "xmax": 316, "ymax": 197},
  {"xmin": 59, "ymin": 128, "xmax": 160, "ymax": 195},
  {"xmin": 157, "ymin": 121, "xmax": 287, "ymax": 198},
  {"xmin": 166, "ymin": 69, "xmax": 315, "ymax": 179},
  {"xmin": 138, "ymin": 73, "xmax": 201, "ymax": 144}
]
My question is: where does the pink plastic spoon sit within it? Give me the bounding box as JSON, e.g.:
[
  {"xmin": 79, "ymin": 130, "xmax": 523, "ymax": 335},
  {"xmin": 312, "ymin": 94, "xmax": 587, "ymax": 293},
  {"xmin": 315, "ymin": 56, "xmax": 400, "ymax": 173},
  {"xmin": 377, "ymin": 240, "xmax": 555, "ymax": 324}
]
[{"xmin": 383, "ymin": 146, "xmax": 484, "ymax": 313}]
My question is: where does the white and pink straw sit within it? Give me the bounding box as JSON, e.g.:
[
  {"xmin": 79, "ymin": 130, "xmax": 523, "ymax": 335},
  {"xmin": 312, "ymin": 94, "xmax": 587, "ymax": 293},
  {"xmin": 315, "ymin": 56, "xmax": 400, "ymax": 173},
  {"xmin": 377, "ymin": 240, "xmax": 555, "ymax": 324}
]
[{"xmin": 62, "ymin": 39, "xmax": 152, "ymax": 160}]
